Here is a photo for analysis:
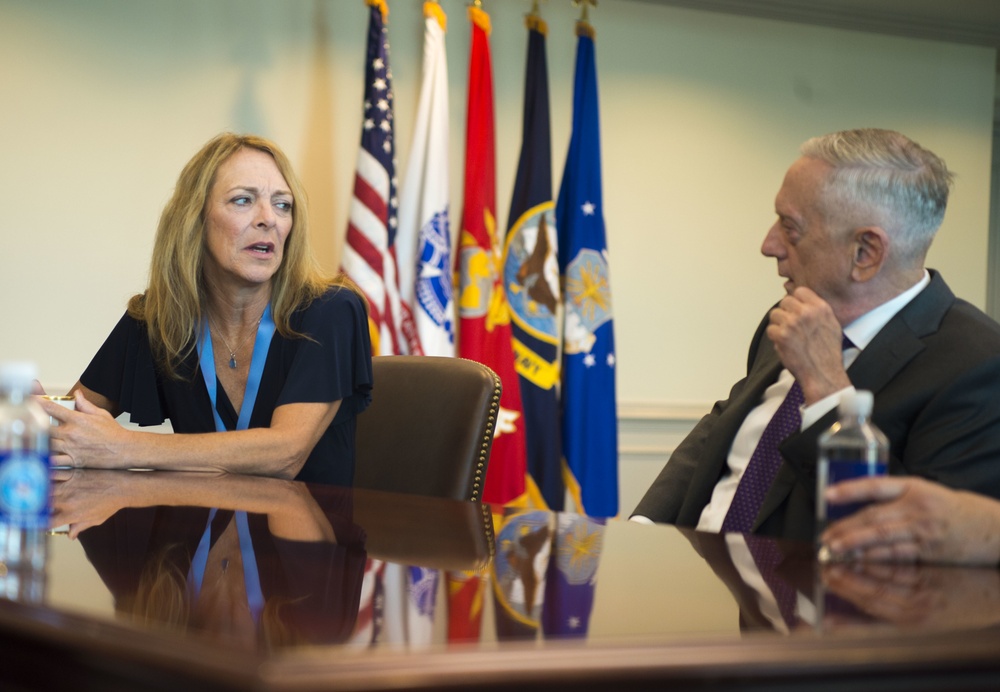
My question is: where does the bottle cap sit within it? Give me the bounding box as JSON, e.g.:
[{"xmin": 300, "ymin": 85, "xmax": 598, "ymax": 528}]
[
  {"xmin": 0, "ymin": 361, "xmax": 39, "ymax": 393},
  {"xmin": 838, "ymin": 389, "xmax": 873, "ymax": 418}
]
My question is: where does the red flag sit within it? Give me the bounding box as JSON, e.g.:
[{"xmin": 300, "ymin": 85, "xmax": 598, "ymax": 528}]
[
  {"xmin": 456, "ymin": 5, "xmax": 527, "ymax": 505},
  {"xmin": 445, "ymin": 570, "xmax": 486, "ymax": 642}
]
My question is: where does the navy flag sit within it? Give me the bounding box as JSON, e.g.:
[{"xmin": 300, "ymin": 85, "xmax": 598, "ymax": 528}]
[
  {"xmin": 492, "ymin": 508, "xmax": 554, "ymax": 640},
  {"xmin": 556, "ymin": 18, "xmax": 619, "ymax": 518},
  {"xmin": 503, "ymin": 10, "xmax": 563, "ymax": 511}
]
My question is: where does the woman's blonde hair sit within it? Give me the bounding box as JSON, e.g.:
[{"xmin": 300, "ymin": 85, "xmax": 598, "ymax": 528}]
[{"xmin": 128, "ymin": 132, "xmax": 357, "ymax": 378}]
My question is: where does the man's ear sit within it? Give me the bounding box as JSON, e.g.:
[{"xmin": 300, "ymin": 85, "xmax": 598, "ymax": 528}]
[{"xmin": 850, "ymin": 226, "xmax": 887, "ymax": 282}]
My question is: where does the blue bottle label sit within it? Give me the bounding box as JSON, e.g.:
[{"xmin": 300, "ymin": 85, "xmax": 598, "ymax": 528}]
[
  {"xmin": 824, "ymin": 459, "xmax": 886, "ymax": 521},
  {"xmin": 0, "ymin": 451, "xmax": 50, "ymax": 529}
]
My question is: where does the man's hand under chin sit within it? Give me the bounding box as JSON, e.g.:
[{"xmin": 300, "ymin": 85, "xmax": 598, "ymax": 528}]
[{"xmin": 765, "ymin": 287, "xmax": 852, "ymax": 405}]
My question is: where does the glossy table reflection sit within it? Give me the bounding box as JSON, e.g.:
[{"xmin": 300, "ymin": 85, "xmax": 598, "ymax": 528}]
[{"xmin": 2, "ymin": 469, "xmax": 1000, "ymax": 691}]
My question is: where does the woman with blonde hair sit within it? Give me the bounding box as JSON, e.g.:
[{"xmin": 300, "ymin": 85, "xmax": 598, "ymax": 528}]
[{"xmin": 41, "ymin": 133, "xmax": 372, "ymax": 485}]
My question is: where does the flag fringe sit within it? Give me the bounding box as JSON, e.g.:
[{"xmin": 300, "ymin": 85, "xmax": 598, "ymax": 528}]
[
  {"xmin": 367, "ymin": 0, "xmax": 388, "ymax": 22},
  {"xmin": 424, "ymin": 1, "xmax": 446, "ymax": 31},
  {"xmin": 562, "ymin": 459, "xmax": 584, "ymax": 515},
  {"xmin": 576, "ymin": 19, "xmax": 595, "ymax": 39},
  {"xmin": 469, "ymin": 6, "xmax": 491, "ymax": 35},
  {"xmin": 525, "ymin": 13, "xmax": 548, "ymax": 36}
]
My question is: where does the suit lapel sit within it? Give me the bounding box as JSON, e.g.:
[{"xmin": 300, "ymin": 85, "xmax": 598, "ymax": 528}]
[
  {"xmin": 753, "ymin": 271, "xmax": 954, "ymax": 530},
  {"xmin": 846, "ymin": 271, "xmax": 952, "ymax": 394},
  {"xmin": 678, "ymin": 336, "xmax": 784, "ymax": 524}
]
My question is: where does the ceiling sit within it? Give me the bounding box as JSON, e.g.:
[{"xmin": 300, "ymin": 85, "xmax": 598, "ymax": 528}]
[{"xmin": 636, "ymin": 0, "xmax": 1000, "ymax": 49}]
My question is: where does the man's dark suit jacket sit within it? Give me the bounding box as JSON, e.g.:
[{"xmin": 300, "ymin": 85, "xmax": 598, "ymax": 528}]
[{"xmin": 633, "ymin": 270, "xmax": 1000, "ymax": 541}]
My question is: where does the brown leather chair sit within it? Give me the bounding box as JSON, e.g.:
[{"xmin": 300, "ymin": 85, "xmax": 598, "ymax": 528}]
[
  {"xmin": 354, "ymin": 355, "xmax": 502, "ymax": 502},
  {"xmin": 353, "ymin": 487, "xmax": 495, "ymax": 572}
]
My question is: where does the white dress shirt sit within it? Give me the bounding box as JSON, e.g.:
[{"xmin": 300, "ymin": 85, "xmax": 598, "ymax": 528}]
[{"xmin": 691, "ymin": 271, "xmax": 932, "ymax": 532}]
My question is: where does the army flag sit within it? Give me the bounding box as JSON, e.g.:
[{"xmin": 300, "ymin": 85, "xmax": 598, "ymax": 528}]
[
  {"xmin": 342, "ymin": 0, "xmax": 420, "ymax": 356},
  {"xmin": 556, "ymin": 18, "xmax": 619, "ymax": 517},
  {"xmin": 396, "ymin": 1, "xmax": 454, "ymax": 356},
  {"xmin": 379, "ymin": 564, "xmax": 439, "ymax": 647},
  {"xmin": 455, "ymin": 4, "xmax": 528, "ymax": 505},
  {"xmin": 503, "ymin": 10, "xmax": 563, "ymax": 511}
]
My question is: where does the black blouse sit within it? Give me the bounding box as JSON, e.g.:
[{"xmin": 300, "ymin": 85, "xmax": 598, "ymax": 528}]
[{"xmin": 80, "ymin": 287, "xmax": 373, "ymax": 486}]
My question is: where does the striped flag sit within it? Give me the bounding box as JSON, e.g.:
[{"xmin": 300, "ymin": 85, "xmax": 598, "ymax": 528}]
[
  {"xmin": 455, "ymin": 4, "xmax": 528, "ymax": 505},
  {"xmin": 342, "ymin": 0, "xmax": 420, "ymax": 356},
  {"xmin": 556, "ymin": 17, "xmax": 619, "ymax": 517},
  {"xmin": 503, "ymin": 10, "xmax": 563, "ymax": 511},
  {"xmin": 396, "ymin": 1, "xmax": 454, "ymax": 356},
  {"xmin": 347, "ymin": 558, "xmax": 386, "ymax": 647}
]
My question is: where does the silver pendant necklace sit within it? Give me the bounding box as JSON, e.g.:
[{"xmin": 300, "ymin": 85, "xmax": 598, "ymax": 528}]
[{"xmin": 209, "ymin": 313, "xmax": 263, "ymax": 369}]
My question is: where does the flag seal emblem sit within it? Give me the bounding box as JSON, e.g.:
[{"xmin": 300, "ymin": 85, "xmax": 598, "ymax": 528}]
[
  {"xmin": 563, "ymin": 248, "xmax": 612, "ymax": 354},
  {"xmin": 493, "ymin": 510, "xmax": 554, "ymax": 624},
  {"xmin": 416, "ymin": 210, "xmax": 454, "ymax": 331},
  {"xmin": 504, "ymin": 205, "xmax": 560, "ymax": 342}
]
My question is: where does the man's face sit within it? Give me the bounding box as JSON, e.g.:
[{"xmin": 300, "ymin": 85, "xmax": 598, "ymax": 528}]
[{"xmin": 761, "ymin": 157, "xmax": 854, "ymax": 306}]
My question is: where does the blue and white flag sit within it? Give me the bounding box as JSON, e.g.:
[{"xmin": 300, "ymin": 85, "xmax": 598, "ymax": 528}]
[
  {"xmin": 542, "ymin": 513, "xmax": 605, "ymax": 638},
  {"xmin": 504, "ymin": 11, "xmax": 563, "ymax": 510},
  {"xmin": 397, "ymin": 2, "xmax": 454, "ymax": 356},
  {"xmin": 556, "ymin": 19, "xmax": 619, "ymax": 518},
  {"xmin": 380, "ymin": 563, "xmax": 440, "ymax": 647}
]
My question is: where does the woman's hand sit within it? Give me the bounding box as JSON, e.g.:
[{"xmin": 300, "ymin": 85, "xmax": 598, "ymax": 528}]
[
  {"xmin": 40, "ymin": 390, "xmax": 129, "ymax": 469},
  {"xmin": 50, "ymin": 468, "xmax": 134, "ymax": 539}
]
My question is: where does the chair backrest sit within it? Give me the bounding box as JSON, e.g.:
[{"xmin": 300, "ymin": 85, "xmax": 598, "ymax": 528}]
[{"xmin": 354, "ymin": 356, "xmax": 502, "ymax": 502}]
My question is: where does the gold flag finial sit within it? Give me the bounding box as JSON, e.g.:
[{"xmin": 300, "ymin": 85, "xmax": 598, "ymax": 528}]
[
  {"xmin": 469, "ymin": 1, "xmax": 490, "ymax": 34},
  {"xmin": 572, "ymin": 0, "xmax": 596, "ymax": 22},
  {"xmin": 526, "ymin": 0, "xmax": 548, "ymax": 33}
]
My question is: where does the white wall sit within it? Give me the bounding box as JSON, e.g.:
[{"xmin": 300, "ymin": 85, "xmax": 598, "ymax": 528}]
[{"xmin": 1, "ymin": 0, "xmax": 995, "ymax": 512}]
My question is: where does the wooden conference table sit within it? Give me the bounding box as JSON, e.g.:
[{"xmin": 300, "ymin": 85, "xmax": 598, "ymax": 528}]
[{"xmin": 2, "ymin": 469, "xmax": 1000, "ymax": 691}]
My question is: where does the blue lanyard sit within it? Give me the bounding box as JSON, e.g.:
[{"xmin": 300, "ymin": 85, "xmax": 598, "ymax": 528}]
[
  {"xmin": 190, "ymin": 304, "xmax": 276, "ymax": 625},
  {"xmin": 196, "ymin": 304, "xmax": 276, "ymax": 432},
  {"xmin": 188, "ymin": 509, "xmax": 265, "ymax": 625}
]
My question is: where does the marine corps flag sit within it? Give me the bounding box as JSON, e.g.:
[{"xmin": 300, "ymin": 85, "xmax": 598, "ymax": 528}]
[
  {"xmin": 342, "ymin": 0, "xmax": 420, "ymax": 356},
  {"xmin": 503, "ymin": 9, "xmax": 563, "ymax": 511},
  {"xmin": 396, "ymin": 1, "xmax": 455, "ymax": 356},
  {"xmin": 456, "ymin": 4, "xmax": 528, "ymax": 505},
  {"xmin": 556, "ymin": 17, "xmax": 619, "ymax": 517}
]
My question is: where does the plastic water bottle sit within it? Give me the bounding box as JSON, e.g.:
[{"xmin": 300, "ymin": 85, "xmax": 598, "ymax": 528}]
[
  {"xmin": 816, "ymin": 389, "xmax": 888, "ymax": 534},
  {"xmin": 0, "ymin": 361, "xmax": 50, "ymax": 603}
]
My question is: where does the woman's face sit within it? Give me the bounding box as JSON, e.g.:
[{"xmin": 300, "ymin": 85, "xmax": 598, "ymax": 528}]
[{"xmin": 202, "ymin": 148, "xmax": 293, "ymax": 292}]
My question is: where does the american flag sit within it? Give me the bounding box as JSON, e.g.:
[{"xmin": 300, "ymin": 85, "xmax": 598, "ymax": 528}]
[{"xmin": 342, "ymin": 0, "xmax": 419, "ymax": 356}]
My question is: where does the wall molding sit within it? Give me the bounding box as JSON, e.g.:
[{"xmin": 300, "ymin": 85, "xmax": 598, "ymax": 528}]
[
  {"xmin": 618, "ymin": 401, "xmax": 708, "ymax": 459},
  {"xmin": 637, "ymin": 0, "xmax": 1000, "ymax": 49}
]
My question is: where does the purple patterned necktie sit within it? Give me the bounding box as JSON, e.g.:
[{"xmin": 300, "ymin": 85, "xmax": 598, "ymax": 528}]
[
  {"xmin": 720, "ymin": 380, "xmax": 803, "ymax": 533},
  {"xmin": 744, "ymin": 533, "xmax": 798, "ymax": 628},
  {"xmin": 721, "ymin": 334, "xmax": 855, "ymax": 534}
]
